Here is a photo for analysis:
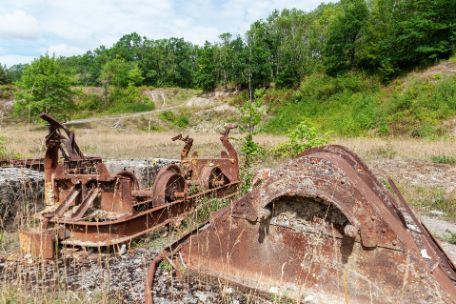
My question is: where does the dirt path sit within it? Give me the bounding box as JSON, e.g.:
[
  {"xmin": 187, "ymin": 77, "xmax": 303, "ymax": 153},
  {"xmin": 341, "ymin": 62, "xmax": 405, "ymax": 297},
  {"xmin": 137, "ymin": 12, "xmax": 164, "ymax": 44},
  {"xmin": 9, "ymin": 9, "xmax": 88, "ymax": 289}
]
[{"xmin": 65, "ymin": 103, "xmax": 183, "ymax": 126}]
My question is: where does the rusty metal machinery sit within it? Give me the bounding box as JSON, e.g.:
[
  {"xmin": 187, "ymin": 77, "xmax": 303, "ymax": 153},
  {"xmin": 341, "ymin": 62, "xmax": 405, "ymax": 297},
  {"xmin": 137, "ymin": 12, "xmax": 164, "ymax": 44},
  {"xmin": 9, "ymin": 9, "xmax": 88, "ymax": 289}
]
[
  {"xmin": 0, "ymin": 113, "xmax": 102, "ymax": 171},
  {"xmin": 145, "ymin": 145, "xmax": 456, "ymax": 304},
  {"xmin": 19, "ymin": 115, "xmax": 240, "ymax": 259}
]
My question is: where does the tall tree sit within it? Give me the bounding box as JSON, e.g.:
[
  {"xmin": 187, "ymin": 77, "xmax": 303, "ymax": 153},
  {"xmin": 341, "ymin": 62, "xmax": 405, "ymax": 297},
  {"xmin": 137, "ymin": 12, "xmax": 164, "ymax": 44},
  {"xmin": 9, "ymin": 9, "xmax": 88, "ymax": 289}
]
[
  {"xmin": 324, "ymin": 0, "xmax": 369, "ymax": 75},
  {"xmin": 0, "ymin": 64, "xmax": 11, "ymax": 84},
  {"xmin": 14, "ymin": 55, "xmax": 74, "ymax": 119},
  {"xmin": 195, "ymin": 42, "xmax": 217, "ymax": 91},
  {"xmin": 390, "ymin": 0, "xmax": 456, "ymax": 71},
  {"xmin": 100, "ymin": 58, "xmax": 143, "ymax": 89},
  {"xmin": 246, "ymin": 20, "xmax": 273, "ymax": 100}
]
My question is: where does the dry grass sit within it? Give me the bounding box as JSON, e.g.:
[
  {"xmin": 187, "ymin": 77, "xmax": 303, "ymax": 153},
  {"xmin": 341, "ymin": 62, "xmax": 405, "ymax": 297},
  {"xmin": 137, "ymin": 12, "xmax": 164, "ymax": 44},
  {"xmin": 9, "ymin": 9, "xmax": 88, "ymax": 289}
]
[
  {"xmin": 0, "ymin": 124, "xmax": 285, "ymax": 160},
  {"xmin": 3, "ymin": 123, "xmax": 456, "ymax": 162},
  {"xmin": 336, "ymin": 137, "xmax": 456, "ymax": 161}
]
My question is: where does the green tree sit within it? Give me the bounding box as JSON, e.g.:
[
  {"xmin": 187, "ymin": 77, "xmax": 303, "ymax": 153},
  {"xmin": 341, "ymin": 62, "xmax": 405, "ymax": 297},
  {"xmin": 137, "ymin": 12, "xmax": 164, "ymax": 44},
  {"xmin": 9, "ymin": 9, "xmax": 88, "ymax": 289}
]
[
  {"xmin": 195, "ymin": 42, "xmax": 217, "ymax": 90},
  {"xmin": 246, "ymin": 21, "xmax": 274, "ymax": 100},
  {"xmin": 324, "ymin": 0, "xmax": 369, "ymax": 75},
  {"xmin": 239, "ymin": 89, "xmax": 266, "ymax": 166},
  {"xmin": 0, "ymin": 64, "xmax": 11, "ymax": 84},
  {"xmin": 100, "ymin": 58, "xmax": 143, "ymax": 89},
  {"xmin": 390, "ymin": 0, "xmax": 456, "ymax": 72},
  {"xmin": 356, "ymin": 0, "xmax": 395, "ymax": 76},
  {"xmin": 6, "ymin": 64, "xmax": 26, "ymax": 82},
  {"xmin": 14, "ymin": 55, "xmax": 74, "ymax": 119}
]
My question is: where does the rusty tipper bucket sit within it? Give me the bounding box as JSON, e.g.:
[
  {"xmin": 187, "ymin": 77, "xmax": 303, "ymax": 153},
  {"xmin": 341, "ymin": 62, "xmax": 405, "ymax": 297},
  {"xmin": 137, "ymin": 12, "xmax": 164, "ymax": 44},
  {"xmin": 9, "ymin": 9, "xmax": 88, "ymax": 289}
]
[{"xmin": 147, "ymin": 145, "xmax": 456, "ymax": 304}]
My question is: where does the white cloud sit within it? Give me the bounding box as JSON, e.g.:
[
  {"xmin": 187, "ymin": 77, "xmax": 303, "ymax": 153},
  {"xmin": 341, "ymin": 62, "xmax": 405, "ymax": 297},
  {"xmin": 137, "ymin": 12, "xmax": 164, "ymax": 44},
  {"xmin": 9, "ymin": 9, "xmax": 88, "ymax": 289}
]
[
  {"xmin": 0, "ymin": 54, "xmax": 36, "ymax": 66},
  {"xmin": 0, "ymin": 10, "xmax": 39, "ymax": 40},
  {"xmin": 47, "ymin": 44, "xmax": 85, "ymax": 57},
  {"xmin": 1, "ymin": 0, "xmax": 334, "ymax": 66}
]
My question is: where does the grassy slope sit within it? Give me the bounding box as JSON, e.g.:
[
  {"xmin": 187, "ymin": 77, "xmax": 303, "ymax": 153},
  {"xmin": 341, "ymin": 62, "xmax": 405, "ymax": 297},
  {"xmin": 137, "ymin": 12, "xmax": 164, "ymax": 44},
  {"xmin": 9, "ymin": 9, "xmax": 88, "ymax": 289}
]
[{"xmin": 262, "ymin": 57, "xmax": 456, "ymax": 138}]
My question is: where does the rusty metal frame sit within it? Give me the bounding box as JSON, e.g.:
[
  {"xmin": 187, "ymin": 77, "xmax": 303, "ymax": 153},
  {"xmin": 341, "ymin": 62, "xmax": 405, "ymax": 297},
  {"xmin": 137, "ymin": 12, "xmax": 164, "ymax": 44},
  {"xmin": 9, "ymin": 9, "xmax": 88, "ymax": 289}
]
[
  {"xmin": 145, "ymin": 144, "xmax": 456, "ymax": 304},
  {"xmin": 1, "ymin": 113, "xmax": 102, "ymax": 171},
  {"xmin": 20, "ymin": 114, "xmax": 241, "ymax": 259}
]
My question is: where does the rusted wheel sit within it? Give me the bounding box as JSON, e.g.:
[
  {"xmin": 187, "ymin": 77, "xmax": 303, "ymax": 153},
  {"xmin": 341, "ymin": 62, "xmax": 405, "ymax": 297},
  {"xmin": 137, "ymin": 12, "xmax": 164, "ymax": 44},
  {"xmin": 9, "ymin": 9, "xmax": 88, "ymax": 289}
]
[
  {"xmin": 200, "ymin": 166, "xmax": 229, "ymax": 190},
  {"xmin": 152, "ymin": 165, "xmax": 185, "ymax": 205}
]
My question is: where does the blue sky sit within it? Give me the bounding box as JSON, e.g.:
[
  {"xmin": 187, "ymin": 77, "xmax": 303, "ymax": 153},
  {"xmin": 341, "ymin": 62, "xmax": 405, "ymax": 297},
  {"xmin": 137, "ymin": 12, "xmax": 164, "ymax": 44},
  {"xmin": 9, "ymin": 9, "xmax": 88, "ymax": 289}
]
[{"xmin": 0, "ymin": 0, "xmax": 331, "ymax": 67}]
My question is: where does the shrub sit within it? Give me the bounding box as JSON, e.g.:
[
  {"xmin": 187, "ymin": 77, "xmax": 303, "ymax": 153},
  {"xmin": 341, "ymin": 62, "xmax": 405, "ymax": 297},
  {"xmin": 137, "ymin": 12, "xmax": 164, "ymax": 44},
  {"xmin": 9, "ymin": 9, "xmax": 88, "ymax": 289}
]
[
  {"xmin": 105, "ymin": 86, "xmax": 155, "ymax": 114},
  {"xmin": 240, "ymin": 133, "xmax": 265, "ymax": 164},
  {"xmin": 0, "ymin": 85, "xmax": 14, "ymax": 99},
  {"xmin": 238, "ymin": 89, "xmax": 266, "ymax": 166},
  {"xmin": 159, "ymin": 110, "xmax": 190, "ymax": 128},
  {"xmin": 78, "ymin": 93, "xmax": 102, "ymax": 111},
  {"xmin": 431, "ymin": 155, "xmax": 456, "ymax": 165},
  {"xmin": 368, "ymin": 143, "xmax": 397, "ymax": 159},
  {"xmin": 272, "ymin": 121, "xmax": 328, "ymax": 158}
]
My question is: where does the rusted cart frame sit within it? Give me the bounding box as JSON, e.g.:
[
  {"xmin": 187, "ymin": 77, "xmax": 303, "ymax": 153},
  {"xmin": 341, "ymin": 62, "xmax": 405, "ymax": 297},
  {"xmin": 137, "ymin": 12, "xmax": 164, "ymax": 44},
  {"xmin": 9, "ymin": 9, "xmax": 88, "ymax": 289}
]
[
  {"xmin": 20, "ymin": 114, "xmax": 241, "ymax": 259},
  {"xmin": 145, "ymin": 144, "xmax": 456, "ymax": 304}
]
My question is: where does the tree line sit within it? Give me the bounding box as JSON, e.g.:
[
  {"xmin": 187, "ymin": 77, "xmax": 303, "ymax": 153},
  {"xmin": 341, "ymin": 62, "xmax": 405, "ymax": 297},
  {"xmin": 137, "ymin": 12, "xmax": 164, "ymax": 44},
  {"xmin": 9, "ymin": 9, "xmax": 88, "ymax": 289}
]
[{"xmin": 1, "ymin": 0, "xmax": 455, "ymax": 97}]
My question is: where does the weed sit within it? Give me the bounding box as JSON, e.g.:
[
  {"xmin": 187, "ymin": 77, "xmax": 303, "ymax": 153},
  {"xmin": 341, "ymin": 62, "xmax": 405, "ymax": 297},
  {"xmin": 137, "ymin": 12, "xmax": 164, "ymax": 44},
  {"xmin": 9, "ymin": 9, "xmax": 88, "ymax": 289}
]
[
  {"xmin": 239, "ymin": 89, "xmax": 266, "ymax": 166},
  {"xmin": 159, "ymin": 260, "xmax": 173, "ymax": 271},
  {"xmin": 431, "ymin": 155, "xmax": 456, "ymax": 165},
  {"xmin": 367, "ymin": 143, "xmax": 397, "ymax": 159},
  {"xmin": 272, "ymin": 120, "xmax": 328, "ymax": 158},
  {"xmin": 159, "ymin": 110, "xmax": 190, "ymax": 128},
  {"xmin": 0, "ymin": 136, "xmax": 7, "ymax": 159},
  {"xmin": 446, "ymin": 231, "xmax": 456, "ymax": 245},
  {"xmin": 398, "ymin": 184, "xmax": 456, "ymax": 219},
  {"xmin": 196, "ymin": 197, "xmax": 229, "ymax": 223}
]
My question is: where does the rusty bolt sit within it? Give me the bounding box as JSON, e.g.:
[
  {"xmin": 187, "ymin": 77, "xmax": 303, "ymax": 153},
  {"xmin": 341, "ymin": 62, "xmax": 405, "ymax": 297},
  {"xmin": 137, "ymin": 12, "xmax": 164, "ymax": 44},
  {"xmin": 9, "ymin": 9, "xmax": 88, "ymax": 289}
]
[{"xmin": 343, "ymin": 224, "xmax": 358, "ymax": 238}]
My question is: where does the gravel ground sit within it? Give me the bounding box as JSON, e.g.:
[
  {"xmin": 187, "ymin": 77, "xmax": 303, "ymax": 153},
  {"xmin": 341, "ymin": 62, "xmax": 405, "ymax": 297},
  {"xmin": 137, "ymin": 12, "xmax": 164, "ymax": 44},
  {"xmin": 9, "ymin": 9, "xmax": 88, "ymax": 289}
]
[
  {"xmin": 369, "ymin": 159, "xmax": 456, "ymax": 191},
  {"xmin": 153, "ymin": 268, "xmax": 272, "ymax": 304},
  {"xmin": 2, "ymin": 157, "xmax": 456, "ymax": 303},
  {"xmin": 1, "ymin": 248, "xmax": 157, "ymax": 303}
]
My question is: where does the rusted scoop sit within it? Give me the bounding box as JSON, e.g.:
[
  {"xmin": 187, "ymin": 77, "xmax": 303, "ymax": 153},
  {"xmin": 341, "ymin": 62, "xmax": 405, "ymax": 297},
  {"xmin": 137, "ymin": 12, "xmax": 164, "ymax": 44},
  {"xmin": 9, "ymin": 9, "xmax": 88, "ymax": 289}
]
[{"xmin": 146, "ymin": 145, "xmax": 456, "ymax": 303}]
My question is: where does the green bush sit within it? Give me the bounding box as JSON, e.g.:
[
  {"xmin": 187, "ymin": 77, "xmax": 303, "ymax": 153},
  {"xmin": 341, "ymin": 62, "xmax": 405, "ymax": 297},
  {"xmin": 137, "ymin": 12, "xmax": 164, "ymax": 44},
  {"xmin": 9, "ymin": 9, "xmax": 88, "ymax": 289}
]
[
  {"xmin": 241, "ymin": 133, "xmax": 265, "ymax": 163},
  {"xmin": 264, "ymin": 71, "xmax": 456, "ymax": 138},
  {"xmin": 159, "ymin": 110, "xmax": 190, "ymax": 128},
  {"xmin": 239, "ymin": 89, "xmax": 266, "ymax": 166},
  {"xmin": 106, "ymin": 86, "xmax": 155, "ymax": 114},
  {"xmin": 0, "ymin": 85, "xmax": 14, "ymax": 99},
  {"xmin": 431, "ymin": 155, "xmax": 456, "ymax": 165},
  {"xmin": 107, "ymin": 101, "xmax": 155, "ymax": 114},
  {"xmin": 78, "ymin": 93, "xmax": 101, "ymax": 111},
  {"xmin": 272, "ymin": 121, "xmax": 328, "ymax": 158}
]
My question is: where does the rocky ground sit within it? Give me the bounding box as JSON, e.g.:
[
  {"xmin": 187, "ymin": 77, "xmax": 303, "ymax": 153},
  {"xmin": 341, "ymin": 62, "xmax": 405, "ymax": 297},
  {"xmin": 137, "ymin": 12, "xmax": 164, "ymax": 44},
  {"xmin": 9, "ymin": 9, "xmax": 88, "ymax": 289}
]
[
  {"xmin": 1, "ymin": 157, "xmax": 456, "ymax": 303},
  {"xmin": 0, "ymin": 248, "xmax": 157, "ymax": 303},
  {"xmin": 369, "ymin": 158, "xmax": 456, "ymax": 191}
]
